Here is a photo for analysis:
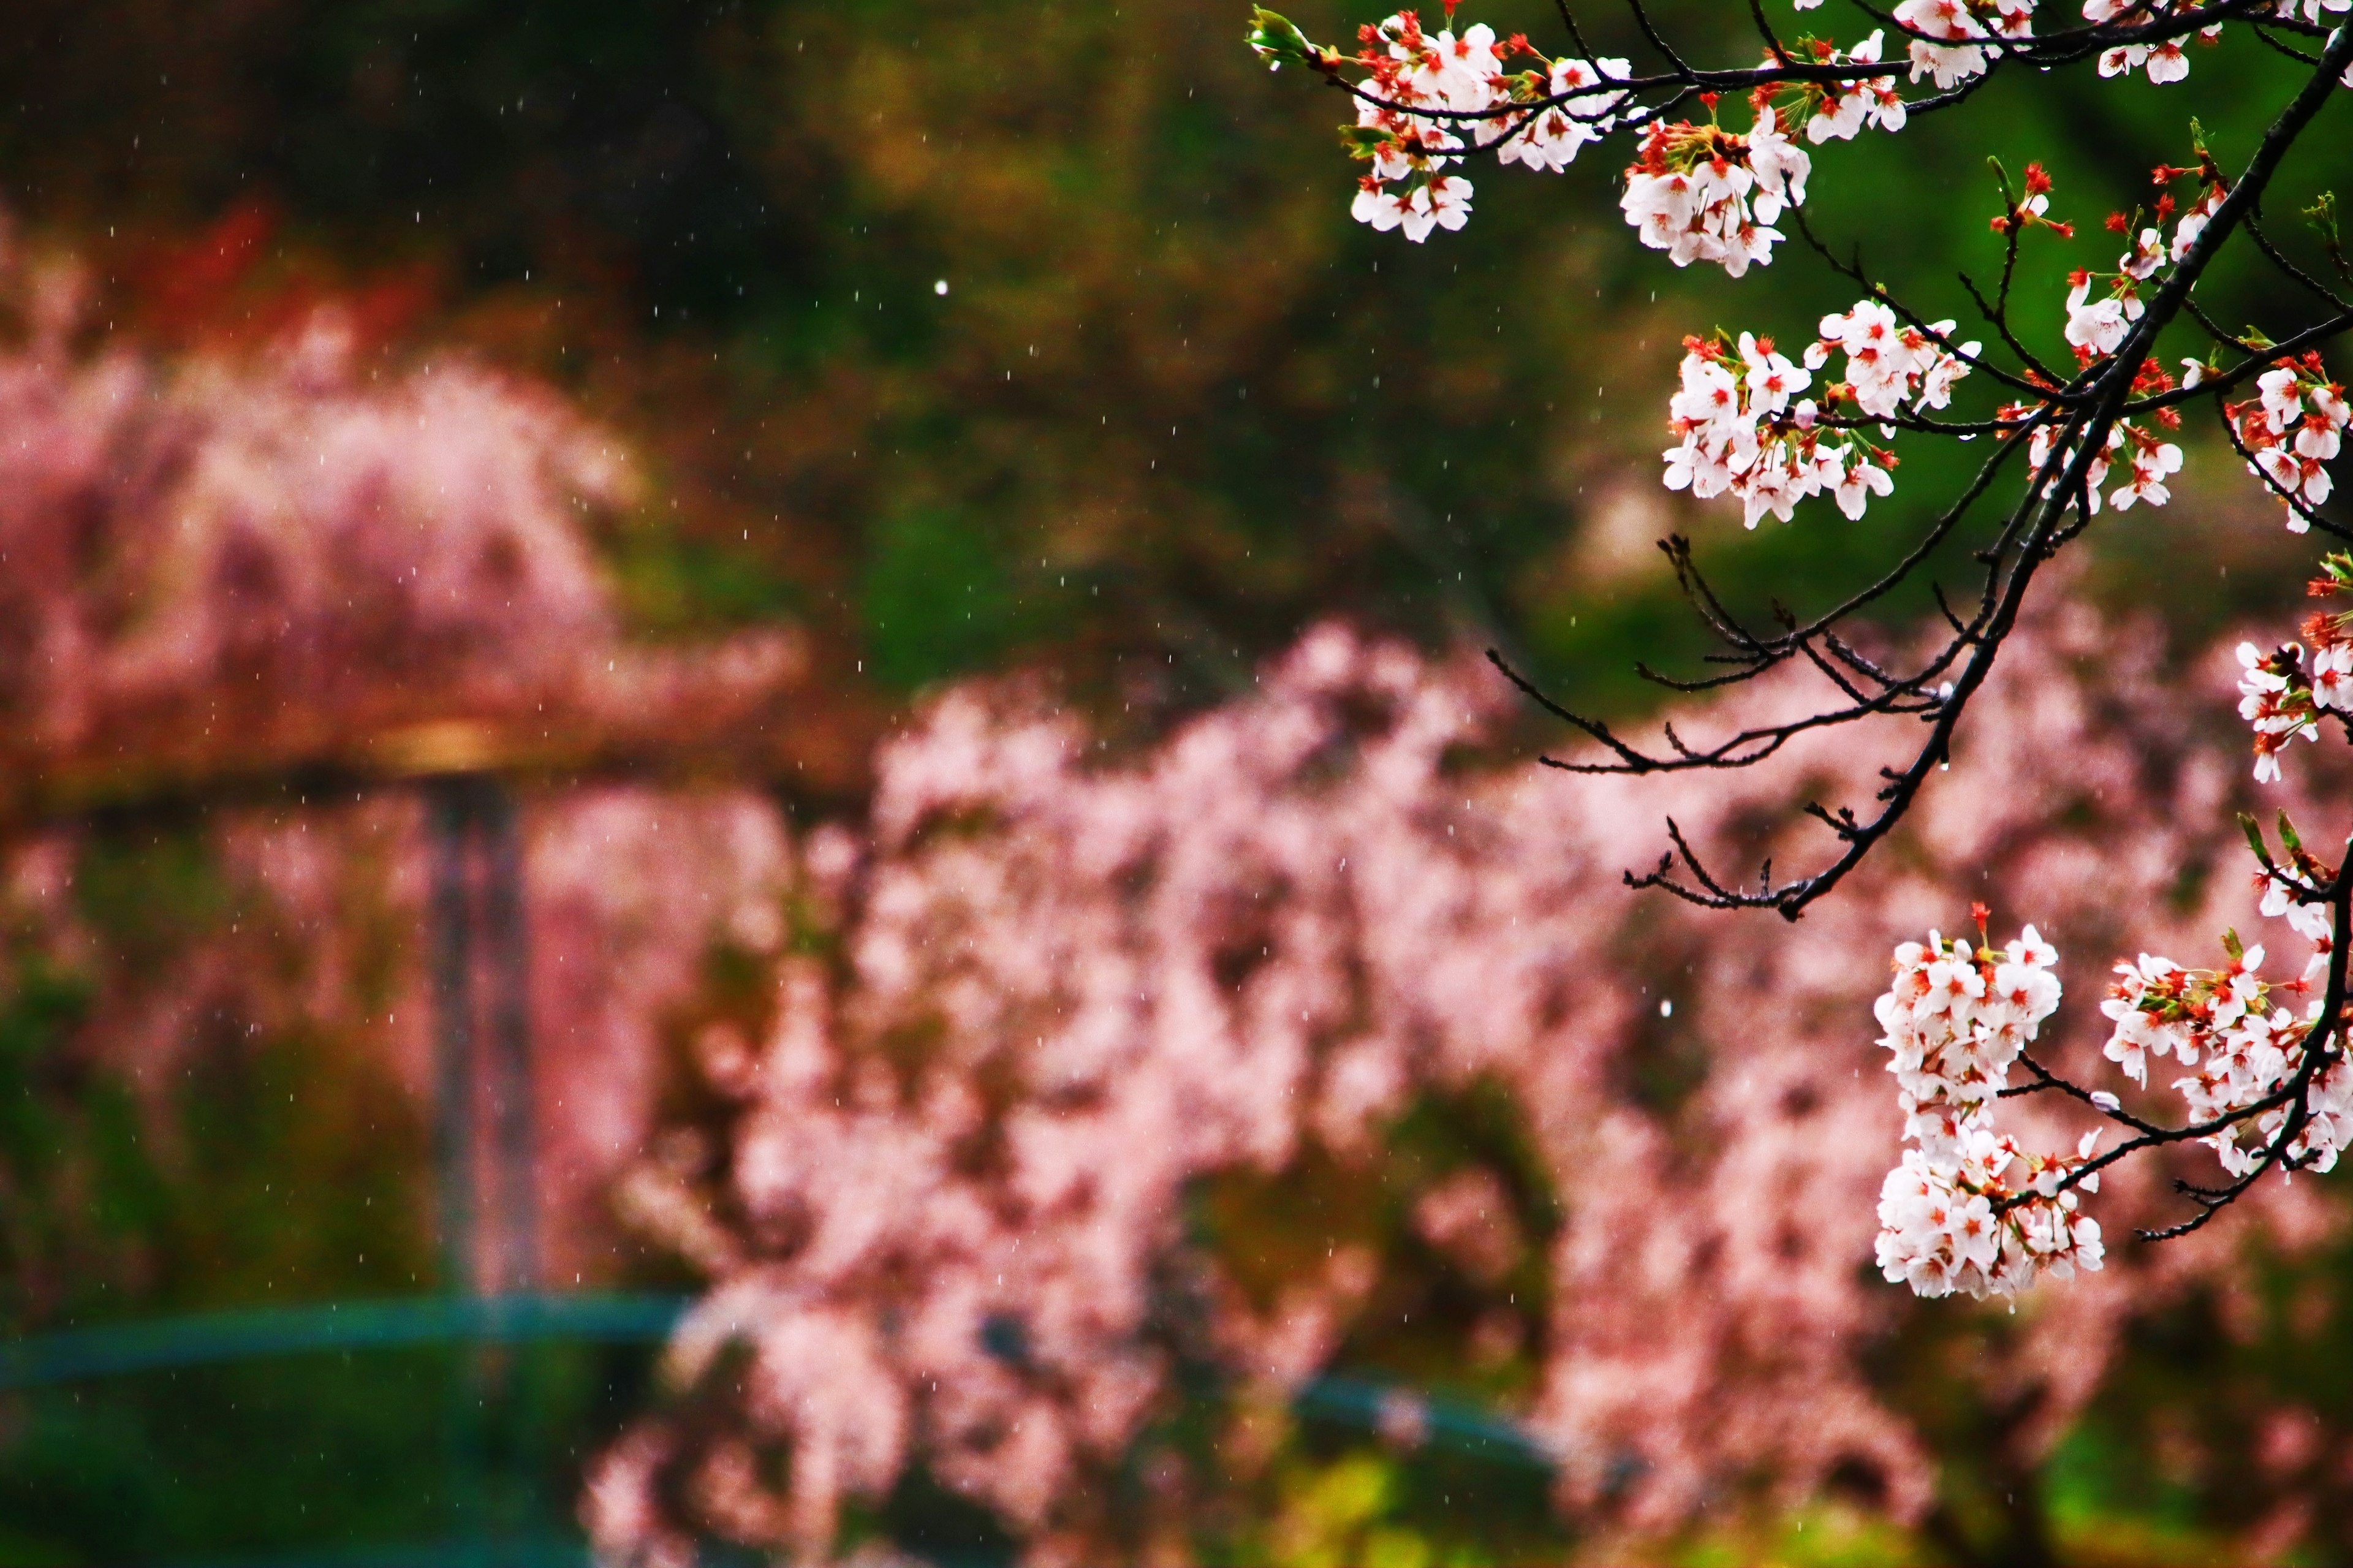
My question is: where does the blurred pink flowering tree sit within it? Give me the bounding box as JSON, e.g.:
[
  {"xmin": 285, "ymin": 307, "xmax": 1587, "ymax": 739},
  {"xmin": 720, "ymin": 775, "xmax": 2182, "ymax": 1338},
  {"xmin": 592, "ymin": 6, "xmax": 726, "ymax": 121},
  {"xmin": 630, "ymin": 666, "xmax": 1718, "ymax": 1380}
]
[
  {"xmin": 0, "ymin": 224, "xmax": 807, "ymax": 807},
  {"xmin": 1243, "ymin": 0, "xmax": 2353, "ymax": 1282},
  {"xmin": 0, "ymin": 221, "xmax": 817, "ymax": 1316},
  {"xmin": 589, "ymin": 605, "xmax": 2353, "ymax": 1564}
]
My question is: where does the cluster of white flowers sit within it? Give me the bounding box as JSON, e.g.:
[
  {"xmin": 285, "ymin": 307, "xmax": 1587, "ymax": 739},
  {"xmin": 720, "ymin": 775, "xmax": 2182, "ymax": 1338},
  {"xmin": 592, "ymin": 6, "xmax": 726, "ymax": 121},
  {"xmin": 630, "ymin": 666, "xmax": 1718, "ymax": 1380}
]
[
  {"xmin": 1872, "ymin": 893, "xmax": 2346, "ymax": 1300},
  {"xmin": 2059, "ymin": 170, "xmax": 2234, "ymax": 366},
  {"xmin": 2235, "ymin": 555, "xmax": 2353, "ymax": 781},
  {"xmin": 1889, "ymin": 0, "xmax": 2037, "ymax": 89},
  {"xmin": 1659, "ymin": 300, "xmax": 1973, "ymax": 527},
  {"xmin": 1879, "ymin": 924, "xmax": 2061, "ymax": 1122},
  {"xmin": 2264, "ymin": 869, "xmax": 2340, "ymax": 953},
  {"xmin": 1352, "ymin": 171, "xmax": 1476, "ymax": 241},
  {"xmin": 1276, "ymin": 0, "xmax": 2349, "ymax": 251},
  {"xmin": 1661, "ymin": 333, "xmax": 1859, "ymax": 526},
  {"xmin": 1779, "ymin": 31, "xmax": 1909, "ymax": 143},
  {"xmin": 2083, "ymin": 0, "xmax": 2207, "ymax": 83},
  {"xmin": 2231, "ymin": 357, "xmax": 2350, "ymax": 523},
  {"xmin": 2018, "ymin": 415, "xmax": 2184, "ymax": 513},
  {"xmin": 1807, "ymin": 300, "xmax": 1976, "ymax": 418},
  {"xmin": 2237, "ymin": 642, "xmax": 2328, "ymax": 781},
  {"xmin": 1988, "ymin": 195, "xmax": 2192, "ymax": 513},
  {"xmin": 1324, "ymin": 14, "xmax": 1635, "ymax": 243},
  {"xmin": 1493, "ymin": 55, "xmax": 1631, "ymax": 172},
  {"xmin": 1338, "ymin": 15, "xmax": 1499, "ymax": 241},
  {"xmin": 1619, "ymin": 112, "xmax": 1811, "ymax": 277},
  {"xmin": 2063, "ymin": 267, "xmax": 2144, "ymax": 359},
  {"xmin": 1871, "ymin": 922, "xmax": 2105, "ymax": 1298},
  {"xmin": 2104, "ymin": 919, "xmax": 2349, "ymax": 1178}
]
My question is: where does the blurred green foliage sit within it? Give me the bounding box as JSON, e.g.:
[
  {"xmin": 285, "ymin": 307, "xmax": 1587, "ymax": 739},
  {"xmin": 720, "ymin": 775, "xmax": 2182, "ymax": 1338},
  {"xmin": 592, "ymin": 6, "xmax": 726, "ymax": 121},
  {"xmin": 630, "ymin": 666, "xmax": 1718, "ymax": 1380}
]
[
  {"xmin": 5, "ymin": 0, "xmax": 2332, "ymax": 727},
  {"xmin": 0, "ymin": 1344, "xmax": 651, "ymax": 1564}
]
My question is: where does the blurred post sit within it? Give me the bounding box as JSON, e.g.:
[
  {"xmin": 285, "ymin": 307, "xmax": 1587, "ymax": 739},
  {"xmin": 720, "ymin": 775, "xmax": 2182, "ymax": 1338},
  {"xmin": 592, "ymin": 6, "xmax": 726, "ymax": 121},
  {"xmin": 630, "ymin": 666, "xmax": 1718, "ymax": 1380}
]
[
  {"xmin": 480, "ymin": 784, "xmax": 537, "ymax": 1298},
  {"xmin": 425, "ymin": 772, "xmax": 539, "ymax": 1555},
  {"xmin": 427, "ymin": 780, "xmax": 480, "ymax": 1298},
  {"xmin": 479, "ymin": 781, "xmax": 545, "ymax": 1542}
]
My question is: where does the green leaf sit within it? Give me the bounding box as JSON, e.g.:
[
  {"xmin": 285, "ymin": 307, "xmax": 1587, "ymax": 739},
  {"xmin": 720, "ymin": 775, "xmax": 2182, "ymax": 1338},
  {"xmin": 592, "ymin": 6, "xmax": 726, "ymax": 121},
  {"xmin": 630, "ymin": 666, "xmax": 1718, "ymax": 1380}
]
[
  {"xmin": 1246, "ymin": 7, "xmax": 1320, "ymax": 68},
  {"xmin": 2305, "ymin": 191, "xmax": 2340, "ymax": 246}
]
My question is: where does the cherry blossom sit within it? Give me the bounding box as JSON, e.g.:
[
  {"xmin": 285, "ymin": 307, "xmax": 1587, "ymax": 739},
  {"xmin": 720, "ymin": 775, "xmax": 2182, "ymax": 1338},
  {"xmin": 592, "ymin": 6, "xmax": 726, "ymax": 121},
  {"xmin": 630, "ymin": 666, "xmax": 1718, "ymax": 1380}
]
[
  {"xmin": 1889, "ymin": 0, "xmax": 2036, "ymax": 89},
  {"xmin": 1493, "ymin": 55, "xmax": 1629, "ymax": 172},
  {"xmin": 1253, "ymin": 0, "xmax": 2325, "ymax": 271},
  {"xmin": 2230, "ymin": 355, "xmax": 2351, "ymax": 526},
  {"xmin": 1658, "ymin": 300, "xmax": 1973, "ymax": 525},
  {"xmin": 2236, "ymin": 555, "xmax": 2353, "ymax": 782},
  {"xmin": 1799, "ymin": 33, "xmax": 1908, "ymax": 143},
  {"xmin": 2086, "ymin": 0, "xmax": 2197, "ymax": 83},
  {"xmin": 1298, "ymin": 12, "xmax": 1632, "ymax": 245},
  {"xmin": 2237, "ymin": 640, "xmax": 2322, "ymax": 782},
  {"xmin": 2109, "ymin": 429, "xmax": 2184, "ymax": 510},
  {"xmin": 2064, "ymin": 267, "xmax": 2143, "ymax": 358},
  {"xmin": 2104, "ymin": 925, "xmax": 2349, "ymax": 1181},
  {"xmin": 1403, "ymin": 172, "xmax": 1474, "ymax": 239},
  {"xmin": 1870, "ymin": 917, "xmax": 2102, "ymax": 1300},
  {"xmin": 1619, "ymin": 110, "xmax": 1810, "ymax": 276}
]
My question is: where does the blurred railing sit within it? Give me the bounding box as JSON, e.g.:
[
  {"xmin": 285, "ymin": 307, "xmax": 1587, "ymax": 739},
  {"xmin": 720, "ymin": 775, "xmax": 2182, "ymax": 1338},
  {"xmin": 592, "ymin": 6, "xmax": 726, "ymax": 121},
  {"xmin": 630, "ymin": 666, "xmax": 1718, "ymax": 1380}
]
[
  {"xmin": 0, "ymin": 1293, "xmax": 684, "ymax": 1393},
  {"xmin": 0, "ymin": 1286, "xmax": 1555, "ymax": 1564}
]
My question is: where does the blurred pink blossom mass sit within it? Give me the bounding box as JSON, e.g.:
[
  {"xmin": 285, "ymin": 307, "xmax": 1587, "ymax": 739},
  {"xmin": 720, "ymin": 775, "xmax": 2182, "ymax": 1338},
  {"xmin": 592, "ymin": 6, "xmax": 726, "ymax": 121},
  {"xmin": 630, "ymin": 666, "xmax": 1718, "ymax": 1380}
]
[{"xmin": 586, "ymin": 604, "xmax": 2344, "ymax": 1563}]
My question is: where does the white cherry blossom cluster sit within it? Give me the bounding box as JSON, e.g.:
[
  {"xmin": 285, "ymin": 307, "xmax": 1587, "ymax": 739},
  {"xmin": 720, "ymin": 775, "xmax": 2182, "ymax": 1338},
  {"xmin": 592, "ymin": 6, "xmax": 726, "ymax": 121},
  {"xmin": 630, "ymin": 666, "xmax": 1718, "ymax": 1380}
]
[
  {"xmin": 1619, "ymin": 109, "xmax": 1812, "ymax": 277},
  {"xmin": 2056, "ymin": 165, "xmax": 2230, "ymax": 362},
  {"xmin": 2003, "ymin": 395, "xmax": 2182, "ymax": 520},
  {"xmin": 1888, "ymin": 0, "xmax": 2037, "ymax": 89},
  {"xmin": 2238, "ymin": 642, "xmax": 2329, "ymax": 781},
  {"xmin": 2102, "ymin": 945, "xmax": 2260, "ymax": 1086},
  {"xmin": 1338, "ymin": 12, "xmax": 1502, "ymax": 241},
  {"xmin": 2015, "ymin": 414, "xmax": 2184, "ymax": 513},
  {"xmin": 1659, "ymin": 300, "xmax": 1974, "ymax": 528},
  {"xmin": 2061, "ymin": 156, "xmax": 2238, "ymax": 374},
  {"xmin": 2063, "ymin": 266, "xmax": 2145, "ymax": 360},
  {"xmin": 1662, "ymin": 331, "xmax": 1872, "ymax": 527},
  {"xmin": 2083, "ymin": 0, "xmax": 2209, "ymax": 83},
  {"xmin": 1257, "ymin": 5, "xmax": 1903, "ymax": 264},
  {"xmin": 2104, "ymin": 922, "xmax": 2349, "ymax": 1178},
  {"xmin": 1264, "ymin": 0, "xmax": 2348, "ymax": 254},
  {"xmin": 1806, "ymin": 299, "xmax": 1977, "ymax": 419},
  {"xmin": 1980, "ymin": 183, "xmax": 2196, "ymax": 513},
  {"xmin": 1789, "ymin": 32, "xmax": 1908, "ymax": 143},
  {"xmin": 1872, "ymin": 920, "xmax": 2105, "ymax": 1298},
  {"xmin": 1306, "ymin": 12, "xmax": 1637, "ymax": 243},
  {"xmin": 2229, "ymin": 354, "xmax": 2350, "ymax": 525},
  {"xmin": 1877, "ymin": 922, "xmax": 2061, "ymax": 1127},
  {"xmin": 2105, "ymin": 424, "xmax": 2185, "ymax": 509},
  {"xmin": 2234, "ymin": 554, "xmax": 2353, "ymax": 781},
  {"xmin": 2263, "ymin": 869, "xmax": 2340, "ymax": 972},
  {"xmin": 1493, "ymin": 54, "xmax": 1633, "ymax": 173}
]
